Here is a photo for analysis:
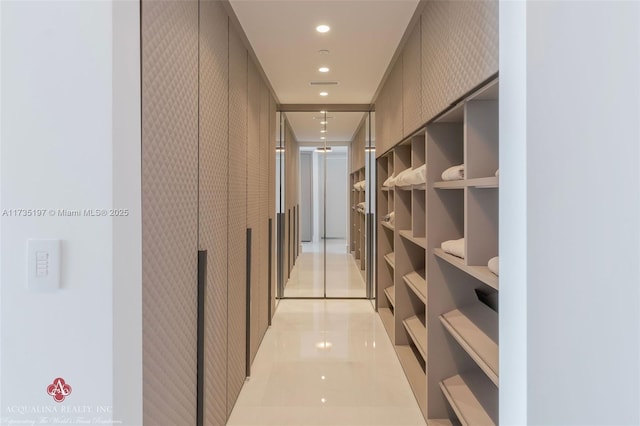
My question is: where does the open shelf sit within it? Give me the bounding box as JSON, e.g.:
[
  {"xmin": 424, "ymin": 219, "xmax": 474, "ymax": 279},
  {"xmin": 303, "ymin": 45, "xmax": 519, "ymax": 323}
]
[
  {"xmin": 381, "ymin": 221, "xmax": 395, "ymax": 231},
  {"xmin": 403, "ymin": 315, "xmax": 427, "ymax": 362},
  {"xmin": 384, "ymin": 286, "xmax": 396, "ymax": 308},
  {"xmin": 439, "ymin": 372, "xmax": 497, "ymax": 426},
  {"xmin": 434, "ymin": 248, "xmax": 498, "ymax": 290},
  {"xmin": 396, "ymin": 345, "xmax": 427, "ymax": 419},
  {"xmin": 440, "ymin": 303, "xmax": 498, "ymax": 385},
  {"xmin": 467, "ymin": 176, "xmax": 498, "ymax": 188},
  {"xmin": 379, "ymin": 307, "xmax": 395, "ymax": 342},
  {"xmin": 413, "ymin": 183, "xmax": 426, "ymax": 190},
  {"xmin": 403, "ymin": 269, "xmax": 427, "ymax": 304},
  {"xmin": 399, "ymin": 229, "xmax": 427, "ymax": 249},
  {"xmin": 433, "ymin": 177, "xmax": 498, "ymax": 189},
  {"xmin": 433, "ymin": 180, "xmax": 465, "ymax": 189},
  {"xmin": 384, "ymin": 252, "xmax": 396, "ymax": 269}
]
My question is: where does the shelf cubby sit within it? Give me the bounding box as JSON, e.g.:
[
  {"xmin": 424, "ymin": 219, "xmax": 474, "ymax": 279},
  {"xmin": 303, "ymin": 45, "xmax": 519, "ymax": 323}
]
[
  {"xmin": 384, "ymin": 286, "xmax": 396, "ymax": 308},
  {"xmin": 434, "ymin": 248, "xmax": 498, "ymax": 290},
  {"xmin": 439, "ymin": 371, "xmax": 498, "ymax": 426},
  {"xmin": 440, "ymin": 303, "xmax": 498, "ymax": 385},
  {"xmin": 403, "ymin": 269, "xmax": 426, "ymax": 304},
  {"xmin": 403, "ymin": 315, "xmax": 427, "ymax": 361},
  {"xmin": 384, "ymin": 252, "xmax": 395, "ymax": 269}
]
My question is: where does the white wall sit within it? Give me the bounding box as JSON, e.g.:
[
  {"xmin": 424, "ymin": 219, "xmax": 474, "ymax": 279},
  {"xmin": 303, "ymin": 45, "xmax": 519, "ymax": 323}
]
[
  {"xmin": 501, "ymin": 1, "xmax": 640, "ymax": 424},
  {"xmin": 0, "ymin": 1, "xmax": 141, "ymax": 424}
]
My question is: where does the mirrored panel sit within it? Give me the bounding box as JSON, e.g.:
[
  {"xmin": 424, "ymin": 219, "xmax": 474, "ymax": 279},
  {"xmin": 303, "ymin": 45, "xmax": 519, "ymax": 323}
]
[{"xmin": 276, "ymin": 109, "xmax": 375, "ymax": 299}]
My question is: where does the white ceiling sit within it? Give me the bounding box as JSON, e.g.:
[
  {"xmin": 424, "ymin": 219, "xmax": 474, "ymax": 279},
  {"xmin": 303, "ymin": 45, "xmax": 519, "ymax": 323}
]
[
  {"xmin": 286, "ymin": 111, "xmax": 366, "ymax": 143},
  {"xmin": 230, "ymin": 0, "xmax": 418, "ymax": 141}
]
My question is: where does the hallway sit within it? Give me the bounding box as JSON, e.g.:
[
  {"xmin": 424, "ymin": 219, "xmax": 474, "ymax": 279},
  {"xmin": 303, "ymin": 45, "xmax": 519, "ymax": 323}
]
[
  {"xmin": 227, "ymin": 299, "xmax": 426, "ymax": 425},
  {"xmin": 283, "ymin": 240, "xmax": 367, "ymax": 298}
]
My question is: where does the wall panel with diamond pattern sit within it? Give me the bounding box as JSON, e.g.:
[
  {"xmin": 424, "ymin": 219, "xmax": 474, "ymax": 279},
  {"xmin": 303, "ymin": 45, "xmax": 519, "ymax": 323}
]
[
  {"xmin": 198, "ymin": 1, "xmax": 228, "ymax": 424},
  {"xmin": 421, "ymin": 0, "xmax": 451, "ymax": 122},
  {"xmin": 403, "ymin": 21, "xmax": 422, "ymax": 135},
  {"xmin": 446, "ymin": 0, "xmax": 498, "ymax": 103},
  {"xmin": 141, "ymin": 0, "xmax": 199, "ymax": 424},
  {"xmin": 227, "ymin": 27, "xmax": 248, "ymax": 417},
  {"xmin": 247, "ymin": 58, "xmax": 261, "ymax": 365}
]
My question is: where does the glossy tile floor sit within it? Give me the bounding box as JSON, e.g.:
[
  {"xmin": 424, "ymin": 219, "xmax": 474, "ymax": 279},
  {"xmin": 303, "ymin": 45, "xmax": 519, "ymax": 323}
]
[
  {"xmin": 283, "ymin": 239, "xmax": 367, "ymax": 298},
  {"xmin": 227, "ymin": 299, "xmax": 426, "ymax": 425}
]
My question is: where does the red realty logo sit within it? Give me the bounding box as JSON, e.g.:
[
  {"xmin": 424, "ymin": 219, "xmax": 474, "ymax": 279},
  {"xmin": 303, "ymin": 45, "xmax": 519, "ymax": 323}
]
[{"xmin": 47, "ymin": 377, "xmax": 72, "ymax": 403}]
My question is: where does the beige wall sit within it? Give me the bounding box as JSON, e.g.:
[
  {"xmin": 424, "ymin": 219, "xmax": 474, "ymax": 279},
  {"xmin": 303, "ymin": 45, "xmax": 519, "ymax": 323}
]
[{"xmin": 141, "ymin": 1, "xmax": 276, "ymax": 424}]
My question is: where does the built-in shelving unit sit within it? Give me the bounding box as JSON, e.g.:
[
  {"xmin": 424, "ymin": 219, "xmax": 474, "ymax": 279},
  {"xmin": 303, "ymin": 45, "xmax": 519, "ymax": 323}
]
[
  {"xmin": 376, "ymin": 78, "xmax": 499, "ymax": 424},
  {"xmin": 350, "ymin": 167, "xmax": 366, "ymax": 271}
]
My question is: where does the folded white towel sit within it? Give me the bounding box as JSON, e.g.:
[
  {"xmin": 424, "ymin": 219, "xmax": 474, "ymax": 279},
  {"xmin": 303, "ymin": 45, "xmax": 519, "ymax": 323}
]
[
  {"xmin": 441, "ymin": 164, "xmax": 465, "ymax": 181},
  {"xmin": 391, "ymin": 168, "xmax": 412, "ymax": 187},
  {"xmin": 383, "ymin": 174, "xmax": 395, "ymax": 187},
  {"xmin": 441, "ymin": 238, "xmax": 465, "ymax": 259},
  {"xmin": 495, "ymin": 169, "xmax": 499, "ymax": 177},
  {"xmin": 357, "ymin": 202, "xmax": 365, "ymax": 209},
  {"xmin": 488, "ymin": 256, "xmax": 499, "ymax": 276},
  {"xmin": 352, "ymin": 180, "xmax": 366, "ymax": 191},
  {"xmin": 396, "ymin": 164, "xmax": 426, "ymax": 187}
]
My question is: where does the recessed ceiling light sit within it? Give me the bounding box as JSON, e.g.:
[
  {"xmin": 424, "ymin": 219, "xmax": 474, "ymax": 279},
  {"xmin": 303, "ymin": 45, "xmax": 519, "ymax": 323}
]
[
  {"xmin": 319, "ymin": 91, "xmax": 328, "ymax": 97},
  {"xmin": 318, "ymin": 49, "xmax": 330, "ymax": 55},
  {"xmin": 320, "ymin": 137, "xmax": 326, "ymax": 140},
  {"xmin": 318, "ymin": 67, "xmax": 330, "ymax": 73},
  {"xmin": 316, "ymin": 25, "xmax": 330, "ymax": 33},
  {"xmin": 320, "ymin": 121, "xmax": 327, "ymax": 125},
  {"xmin": 319, "ymin": 110, "xmax": 326, "ymax": 114},
  {"xmin": 320, "ymin": 130, "xmax": 327, "ymax": 133}
]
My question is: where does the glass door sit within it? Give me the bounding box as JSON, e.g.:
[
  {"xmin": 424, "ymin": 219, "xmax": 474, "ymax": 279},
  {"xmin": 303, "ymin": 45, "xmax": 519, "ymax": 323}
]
[{"xmin": 276, "ymin": 109, "xmax": 375, "ymax": 299}]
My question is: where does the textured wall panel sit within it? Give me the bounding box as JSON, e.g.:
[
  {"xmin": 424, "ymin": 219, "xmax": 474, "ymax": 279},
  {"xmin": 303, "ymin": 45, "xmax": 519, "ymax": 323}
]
[
  {"xmin": 387, "ymin": 59, "xmax": 404, "ymax": 143},
  {"xmin": 227, "ymin": 27, "xmax": 247, "ymax": 417},
  {"xmin": 258, "ymin": 80, "xmax": 270, "ymax": 342},
  {"xmin": 375, "ymin": 85, "xmax": 389, "ymax": 156},
  {"xmin": 141, "ymin": 0, "xmax": 198, "ymax": 424},
  {"xmin": 351, "ymin": 121, "xmax": 366, "ymax": 172},
  {"xmin": 403, "ymin": 21, "xmax": 423, "ymax": 134},
  {"xmin": 421, "ymin": 0, "xmax": 451, "ymax": 122},
  {"xmin": 446, "ymin": 0, "xmax": 498, "ymax": 103},
  {"xmin": 247, "ymin": 58, "xmax": 261, "ymax": 364},
  {"xmin": 269, "ymin": 95, "xmax": 277, "ymax": 318},
  {"xmin": 199, "ymin": 1, "xmax": 228, "ymax": 424}
]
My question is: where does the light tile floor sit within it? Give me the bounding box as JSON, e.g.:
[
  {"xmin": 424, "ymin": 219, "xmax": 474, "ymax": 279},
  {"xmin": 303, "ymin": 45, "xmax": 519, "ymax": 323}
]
[
  {"xmin": 227, "ymin": 299, "xmax": 426, "ymax": 425},
  {"xmin": 284, "ymin": 239, "xmax": 367, "ymax": 298}
]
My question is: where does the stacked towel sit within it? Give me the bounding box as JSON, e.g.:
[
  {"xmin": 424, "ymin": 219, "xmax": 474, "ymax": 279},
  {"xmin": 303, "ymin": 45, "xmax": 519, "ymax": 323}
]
[
  {"xmin": 441, "ymin": 164, "xmax": 464, "ymax": 181},
  {"xmin": 441, "ymin": 238, "xmax": 465, "ymax": 259},
  {"xmin": 353, "ymin": 180, "xmax": 366, "ymax": 191},
  {"xmin": 495, "ymin": 169, "xmax": 499, "ymax": 177},
  {"xmin": 488, "ymin": 256, "xmax": 499, "ymax": 276},
  {"xmin": 356, "ymin": 202, "xmax": 365, "ymax": 213},
  {"xmin": 383, "ymin": 174, "xmax": 396, "ymax": 187},
  {"xmin": 396, "ymin": 164, "xmax": 426, "ymax": 187}
]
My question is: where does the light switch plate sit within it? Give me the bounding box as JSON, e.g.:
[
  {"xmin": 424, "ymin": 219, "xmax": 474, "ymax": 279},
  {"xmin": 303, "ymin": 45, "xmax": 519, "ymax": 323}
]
[{"xmin": 27, "ymin": 240, "xmax": 61, "ymax": 291}]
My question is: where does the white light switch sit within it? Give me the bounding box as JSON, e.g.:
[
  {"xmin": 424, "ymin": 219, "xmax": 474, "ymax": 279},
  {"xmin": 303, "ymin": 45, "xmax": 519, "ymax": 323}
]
[{"xmin": 27, "ymin": 240, "xmax": 61, "ymax": 291}]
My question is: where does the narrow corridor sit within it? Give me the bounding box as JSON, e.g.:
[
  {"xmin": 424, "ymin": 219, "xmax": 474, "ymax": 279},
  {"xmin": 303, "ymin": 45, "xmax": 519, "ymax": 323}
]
[{"xmin": 227, "ymin": 299, "xmax": 426, "ymax": 425}]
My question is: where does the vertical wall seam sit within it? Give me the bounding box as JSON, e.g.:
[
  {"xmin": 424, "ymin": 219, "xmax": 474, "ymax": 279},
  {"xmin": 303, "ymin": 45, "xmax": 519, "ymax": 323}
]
[{"xmin": 224, "ymin": 16, "xmax": 231, "ymax": 420}]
